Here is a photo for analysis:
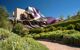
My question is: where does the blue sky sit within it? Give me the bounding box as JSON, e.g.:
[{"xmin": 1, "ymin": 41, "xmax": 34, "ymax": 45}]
[{"xmin": 0, "ymin": 0, "xmax": 80, "ymax": 19}]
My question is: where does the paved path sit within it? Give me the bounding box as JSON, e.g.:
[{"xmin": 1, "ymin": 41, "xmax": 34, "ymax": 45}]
[{"xmin": 38, "ymin": 40, "xmax": 80, "ymax": 50}]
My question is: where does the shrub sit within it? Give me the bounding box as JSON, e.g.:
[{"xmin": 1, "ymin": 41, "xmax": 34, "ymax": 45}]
[
  {"xmin": 44, "ymin": 26, "xmax": 57, "ymax": 32},
  {"xmin": 0, "ymin": 17, "xmax": 13, "ymax": 31},
  {"xmin": 48, "ymin": 30, "xmax": 64, "ymax": 41},
  {"xmin": 63, "ymin": 33, "xmax": 80, "ymax": 45},
  {"xmin": 46, "ymin": 19, "xmax": 80, "ymax": 31},
  {"xmin": 12, "ymin": 23, "xmax": 23, "ymax": 34},
  {"xmin": 57, "ymin": 27, "xmax": 67, "ymax": 30},
  {"xmin": 33, "ymin": 34, "xmax": 41, "ymax": 39},
  {"xmin": 40, "ymin": 33, "xmax": 50, "ymax": 39},
  {"xmin": 0, "ymin": 6, "xmax": 12, "ymax": 31},
  {"xmin": 33, "ymin": 30, "xmax": 64, "ymax": 40},
  {"xmin": 12, "ymin": 23, "xmax": 29, "ymax": 36},
  {"xmin": 66, "ymin": 24, "xmax": 75, "ymax": 30},
  {"xmin": 0, "ymin": 28, "xmax": 29, "ymax": 50},
  {"xmin": 0, "ymin": 35, "xmax": 29, "ymax": 50},
  {"xmin": 75, "ymin": 23, "xmax": 80, "ymax": 31},
  {"xmin": 0, "ymin": 28, "xmax": 48, "ymax": 50},
  {"xmin": 29, "ymin": 27, "xmax": 44, "ymax": 34},
  {"xmin": 0, "ymin": 28, "xmax": 13, "ymax": 40},
  {"xmin": 32, "ymin": 30, "xmax": 80, "ymax": 45},
  {"xmin": 23, "ymin": 37, "xmax": 48, "ymax": 50}
]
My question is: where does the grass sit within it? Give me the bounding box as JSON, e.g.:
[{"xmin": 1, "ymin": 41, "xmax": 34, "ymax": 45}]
[{"xmin": 0, "ymin": 28, "xmax": 49, "ymax": 50}]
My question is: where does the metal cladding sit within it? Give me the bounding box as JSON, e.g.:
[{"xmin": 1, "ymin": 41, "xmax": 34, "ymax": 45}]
[
  {"xmin": 9, "ymin": 6, "xmax": 62, "ymax": 28},
  {"xmin": 28, "ymin": 6, "xmax": 45, "ymax": 20}
]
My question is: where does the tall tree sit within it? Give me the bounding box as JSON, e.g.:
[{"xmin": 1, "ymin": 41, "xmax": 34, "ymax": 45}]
[
  {"xmin": 0, "ymin": 6, "xmax": 12, "ymax": 31},
  {"xmin": 0, "ymin": 6, "xmax": 8, "ymax": 20},
  {"xmin": 67, "ymin": 15, "xmax": 71, "ymax": 20},
  {"xmin": 59, "ymin": 15, "xmax": 64, "ymax": 20},
  {"xmin": 77, "ymin": 10, "xmax": 80, "ymax": 16}
]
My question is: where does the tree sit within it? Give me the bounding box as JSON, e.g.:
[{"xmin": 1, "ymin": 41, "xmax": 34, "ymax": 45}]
[
  {"xmin": 0, "ymin": 6, "xmax": 8, "ymax": 20},
  {"xmin": 0, "ymin": 6, "xmax": 12, "ymax": 31},
  {"xmin": 77, "ymin": 10, "xmax": 80, "ymax": 16},
  {"xmin": 59, "ymin": 15, "xmax": 64, "ymax": 21},
  {"xmin": 67, "ymin": 15, "xmax": 71, "ymax": 20}
]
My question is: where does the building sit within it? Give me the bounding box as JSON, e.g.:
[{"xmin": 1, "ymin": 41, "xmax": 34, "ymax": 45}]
[
  {"xmin": 9, "ymin": 6, "xmax": 62, "ymax": 28},
  {"xmin": 13, "ymin": 8, "xmax": 25, "ymax": 20}
]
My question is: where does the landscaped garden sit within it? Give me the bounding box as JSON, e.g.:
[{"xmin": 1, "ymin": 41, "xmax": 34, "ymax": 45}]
[
  {"xmin": 28, "ymin": 11, "xmax": 80, "ymax": 46},
  {"xmin": 0, "ymin": 5, "xmax": 80, "ymax": 50}
]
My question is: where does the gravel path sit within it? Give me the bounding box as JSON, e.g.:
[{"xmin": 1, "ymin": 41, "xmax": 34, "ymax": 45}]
[{"xmin": 38, "ymin": 40, "xmax": 80, "ymax": 50}]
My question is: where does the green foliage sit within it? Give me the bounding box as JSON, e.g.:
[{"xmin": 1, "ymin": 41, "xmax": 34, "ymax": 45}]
[
  {"xmin": 29, "ymin": 27, "xmax": 44, "ymax": 34},
  {"xmin": 0, "ymin": 35, "xmax": 28, "ymax": 50},
  {"xmin": 39, "ymin": 33, "xmax": 50, "ymax": 39},
  {"xmin": 0, "ymin": 28, "xmax": 48, "ymax": 50},
  {"xmin": 0, "ymin": 6, "xmax": 12, "ymax": 31},
  {"xmin": 77, "ymin": 11, "xmax": 80, "ymax": 16},
  {"xmin": 66, "ymin": 24, "xmax": 75, "ymax": 30},
  {"xmin": 44, "ymin": 26, "xmax": 56, "ymax": 32},
  {"xmin": 33, "ymin": 30, "xmax": 80, "ymax": 45},
  {"xmin": 75, "ymin": 23, "xmax": 80, "ymax": 30},
  {"xmin": 66, "ymin": 11, "xmax": 80, "ymax": 20},
  {"xmin": 63, "ymin": 33, "xmax": 80, "ymax": 45},
  {"xmin": 12, "ymin": 23, "xmax": 29, "ymax": 36},
  {"xmin": 46, "ymin": 19, "xmax": 80, "ymax": 31},
  {"xmin": 33, "ymin": 34, "xmax": 41, "ymax": 39},
  {"xmin": 23, "ymin": 37, "xmax": 48, "ymax": 50},
  {"xmin": 33, "ymin": 30, "xmax": 64, "ymax": 39},
  {"xmin": 0, "ymin": 28, "xmax": 13, "ymax": 40},
  {"xmin": 0, "ymin": 28, "xmax": 26, "ymax": 50},
  {"xmin": 0, "ymin": 6, "xmax": 8, "ymax": 20},
  {"xmin": 57, "ymin": 27, "xmax": 67, "ymax": 30},
  {"xmin": 53, "ymin": 19, "xmax": 80, "ymax": 26}
]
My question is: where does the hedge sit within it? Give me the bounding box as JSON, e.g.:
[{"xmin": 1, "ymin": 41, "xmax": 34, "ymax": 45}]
[{"xmin": 32, "ymin": 30, "xmax": 80, "ymax": 45}]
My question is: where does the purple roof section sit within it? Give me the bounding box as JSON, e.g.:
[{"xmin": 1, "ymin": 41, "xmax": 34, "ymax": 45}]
[{"xmin": 46, "ymin": 17, "xmax": 57, "ymax": 24}]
